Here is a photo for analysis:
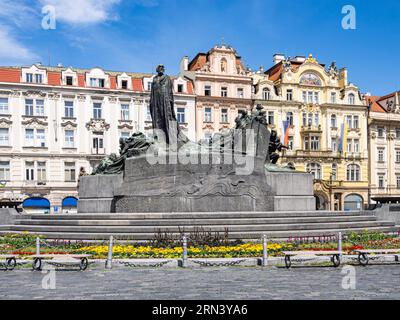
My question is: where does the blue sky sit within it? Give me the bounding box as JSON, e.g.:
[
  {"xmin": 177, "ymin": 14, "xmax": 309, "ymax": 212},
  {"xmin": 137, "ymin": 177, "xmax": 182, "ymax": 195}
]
[{"xmin": 0, "ymin": 0, "xmax": 398, "ymax": 95}]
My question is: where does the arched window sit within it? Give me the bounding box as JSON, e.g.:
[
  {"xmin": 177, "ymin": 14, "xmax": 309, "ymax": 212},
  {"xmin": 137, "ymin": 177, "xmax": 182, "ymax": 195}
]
[
  {"xmin": 262, "ymin": 88, "xmax": 270, "ymax": 100},
  {"xmin": 306, "ymin": 163, "xmax": 321, "ymax": 180},
  {"xmin": 331, "ymin": 114, "xmax": 337, "ymax": 128},
  {"xmin": 286, "ymin": 112, "xmax": 293, "ymax": 125},
  {"xmin": 347, "ymin": 164, "xmax": 360, "ymax": 181},
  {"xmin": 348, "ymin": 93, "xmax": 355, "ymax": 105},
  {"xmin": 220, "ymin": 58, "xmax": 227, "ymax": 73}
]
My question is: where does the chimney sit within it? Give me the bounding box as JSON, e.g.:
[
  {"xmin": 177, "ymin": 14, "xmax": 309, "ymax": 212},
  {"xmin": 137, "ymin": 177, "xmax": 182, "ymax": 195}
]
[
  {"xmin": 293, "ymin": 56, "xmax": 306, "ymax": 63},
  {"xmin": 273, "ymin": 54, "xmax": 285, "ymax": 65},
  {"xmin": 57, "ymin": 63, "xmax": 63, "ymax": 68},
  {"xmin": 180, "ymin": 56, "xmax": 189, "ymax": 72}
]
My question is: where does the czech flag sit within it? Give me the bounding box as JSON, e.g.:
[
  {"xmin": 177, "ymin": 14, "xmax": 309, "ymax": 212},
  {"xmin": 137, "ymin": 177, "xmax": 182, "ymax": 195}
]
[
  {"xmin": 281, "ymin": 120, "xmax": 290, "ymax": 145},
  {"xmin": 339, "ymin": 122, "xmax": 348, "ymax": 153}
]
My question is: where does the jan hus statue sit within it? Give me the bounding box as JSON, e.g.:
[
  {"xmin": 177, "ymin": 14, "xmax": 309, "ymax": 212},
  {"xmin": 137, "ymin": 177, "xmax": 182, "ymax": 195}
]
[{"xmin": 150, "ymin": 64, "xmax": 188, "ymax": 145}]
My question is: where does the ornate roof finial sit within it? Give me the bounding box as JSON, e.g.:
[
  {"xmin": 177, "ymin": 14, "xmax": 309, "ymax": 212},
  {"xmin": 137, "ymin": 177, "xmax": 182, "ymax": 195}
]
[{"xmin": 306, "ymin": 54, "xmax": 317, "ymax": 63}]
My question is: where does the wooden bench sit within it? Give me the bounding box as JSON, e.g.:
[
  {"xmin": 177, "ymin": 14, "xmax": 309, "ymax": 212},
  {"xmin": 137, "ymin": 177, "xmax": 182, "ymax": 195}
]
[
  {"xmin": 355, "ymin": 249, "xmax": 400, "ymax": 266},
  {"xmin": 0, "ymin": 255, "xmax": 17, "ymax": 271},
  {"xmin": 283, "ymin": 251, "xmax": 342, "ymax": 268},
  {"xmin": 31, "ymin": 254, "xmax": 91, "ymax": 271}
]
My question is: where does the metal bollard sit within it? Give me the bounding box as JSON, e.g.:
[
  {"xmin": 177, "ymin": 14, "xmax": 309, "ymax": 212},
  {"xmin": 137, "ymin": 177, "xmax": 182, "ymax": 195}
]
[
  {"xmin": 181, "ymin": 235, "xmax": 188, "ymax": 268},
  {"xmin": 338, "ymin": 232, "xmax": 343, "ymax": 260},
  {"xmin": 262, "ymin": 234, "xmax": 268, "ymax": 266},
  {"xmin": 36, "ymin": 237, "xmax": 40, "ymax": 256},
  {"xmin": 105, "ymin": 236, "xmax": 114, "ymax": 269}
]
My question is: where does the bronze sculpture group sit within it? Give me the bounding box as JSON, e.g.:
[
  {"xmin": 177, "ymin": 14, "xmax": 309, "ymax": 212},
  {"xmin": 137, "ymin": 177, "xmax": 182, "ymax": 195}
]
[{"xmin": 92, "ymin": 66, "xmax": 289, "ymax": 175}]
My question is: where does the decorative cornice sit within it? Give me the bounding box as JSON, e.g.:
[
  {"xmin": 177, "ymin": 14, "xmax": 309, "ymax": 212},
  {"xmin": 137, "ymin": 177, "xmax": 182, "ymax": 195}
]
[
  {"xmin": 21, "ymin": 117, "xmax": 48, "ymax": 127},
  {"xmin": 61, "ymin": 120, "xmax": 78, "ymax": 128},
  {"xmin": 85, "ymin": 119, "xmax": 110, "ymax": 132},
  {"xmin": 22, "ymin": 90, "xmax": 46, "ymax": 98}
]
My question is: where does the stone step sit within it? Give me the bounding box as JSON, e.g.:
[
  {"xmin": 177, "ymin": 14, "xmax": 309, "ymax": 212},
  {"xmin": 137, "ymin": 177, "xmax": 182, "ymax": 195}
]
[
  {"xmin": 14, "ymin": 215, "xmax": 378, "ymax": 226},
  {"xmin": 19, "ymin": 210, "xmax": 374, "ymax": 221},
  {"xmin": 7, "ymin": 220, "xmax": 394, "ymax": 234},
  {"xmin": 0, "ymin": 226, "xmax": 398, "ymax": 240}
]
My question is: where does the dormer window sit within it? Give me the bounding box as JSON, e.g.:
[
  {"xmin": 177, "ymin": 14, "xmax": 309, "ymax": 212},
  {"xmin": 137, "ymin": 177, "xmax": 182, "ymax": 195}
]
[
  {"xmin": 121, "ymin": 80, "xmax": 128, "ymax": 90},
  {"xmin": 177, "ymin": 84, "xmax": 184, "ymax": 93},
  {"xmin": 66, "ymin": 76, "xmax": 73, "ymax": 86},
  {"xmin": 26, "ymin": 73, "xmax": 43, "ymax": 84},
  {"xmin": 89, "ymin": 78, "xmax": 105, "ymax": 88},
  {"xmin": 348, "ymin": 93, "xmax": 355, "ymax": 105}
]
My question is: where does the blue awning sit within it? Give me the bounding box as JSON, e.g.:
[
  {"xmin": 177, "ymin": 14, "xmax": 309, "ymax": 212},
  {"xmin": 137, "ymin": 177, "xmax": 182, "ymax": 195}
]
[
  {"xmin": 23, "ymin": 197, "xmax": 50, "ymax": 208},
  {"xmin": 62, "ymin": 197, "xmax": 78, "ymax": 208}
]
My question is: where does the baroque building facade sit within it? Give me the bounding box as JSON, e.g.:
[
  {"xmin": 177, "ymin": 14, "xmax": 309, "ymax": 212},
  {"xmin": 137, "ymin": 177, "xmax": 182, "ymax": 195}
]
[
  {"xmin": 253, "ymin": 54, "xmax": 369, "ymax": 210},
  {"xmin": 366, "ymin": 92, "xmax": 400, "ymax": 204},
  {"xmin": 0, "ymin": 64, "xmax": 195, "ymax": 213},
  {"xmin": 180, "ymin": 44, "xmax": 253, "ymax": 142}
]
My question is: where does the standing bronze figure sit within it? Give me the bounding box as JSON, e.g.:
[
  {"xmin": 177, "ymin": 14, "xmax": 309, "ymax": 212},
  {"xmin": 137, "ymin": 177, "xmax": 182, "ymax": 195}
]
[{"xmin": 150, "ymin": 64, "xmax": 187, "ymax": 145}]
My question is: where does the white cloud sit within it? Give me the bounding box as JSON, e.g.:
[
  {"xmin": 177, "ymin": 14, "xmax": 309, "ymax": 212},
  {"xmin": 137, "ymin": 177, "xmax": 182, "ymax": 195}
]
[
  {"xmin": 0, "ymin": 0, "xmax": 39, "ymax": 28},
  {"xmin": 0, "ymin": 26, "xmax": 38, "ymax": 64},
  {"xmin": 38, "ymin": 0, "xmax": 121, "ymax": 25}
]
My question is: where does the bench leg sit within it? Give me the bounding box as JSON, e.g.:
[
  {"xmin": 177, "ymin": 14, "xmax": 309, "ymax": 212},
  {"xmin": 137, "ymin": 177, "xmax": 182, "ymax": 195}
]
[
  {"xmin": 358, "ymin": 253, "xmax": 369, "ymax": 266},
  {"xmin": 6, "ymin": 258, "xmax": 16, "ymax": 271},
  {"xmin": 331, "ymin": 254, "xmax": 341, "ymax": 268},
  {"xmin": 32, "ymin": 258, "xmax": 42, "ymax": 271},
  {"xmin": 284, "ymin": 256, "xmax": 292, "ymax": 269},
  {"xmin": 80, "ymin": 258, "xmax": 88, "ymax": 271}
]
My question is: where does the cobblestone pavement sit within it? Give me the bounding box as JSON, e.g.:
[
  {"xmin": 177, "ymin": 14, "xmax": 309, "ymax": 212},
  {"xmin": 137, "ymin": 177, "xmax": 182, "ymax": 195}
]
[{"xmin": 0, "ymin": 265, "xmax": 399, "ymax": 300}]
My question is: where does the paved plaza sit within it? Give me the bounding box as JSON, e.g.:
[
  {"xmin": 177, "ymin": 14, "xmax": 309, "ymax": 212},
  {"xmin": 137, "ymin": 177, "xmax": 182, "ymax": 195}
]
[{"xmin": 0, "ymin": 265, "xmax": 399, "ymax": 300}]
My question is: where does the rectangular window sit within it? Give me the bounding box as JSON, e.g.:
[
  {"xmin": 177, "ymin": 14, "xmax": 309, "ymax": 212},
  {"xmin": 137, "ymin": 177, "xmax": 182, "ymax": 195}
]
[
  {"xmin": 331, "ymin": 92, "xmax": 336, "ymax": 104},
  {"xmin": 35, "ymin": 74, "xmax": 43, "ymax": 84},
  {"xmin": 121, "ymin": 104, "xmax": 130, "ymax": 121},
  {"xmin": 310, "ymin": 136, "xmax": 320, "ymax": 151},
  {"xmin": 0, "ymin": 161, "xmax": 10, "ymax": 181},
  {"xmin": 221, "ymin": 87, "xmax": 228, "ymax": 97},
  {"xmin": 286, "ymin": 90, "xmax": 293, "ymax": 101},
  {"xmin": 353, "ymin": 115, "xmax": 359, "ymax": 129},
  {"xmin": 378, "ymin": 127, "xmax": 384, "ymax": 137},
  {"xmin": 147, "ymin": 82, "xmax": 152, "ymax": 91},
  {"xmin": 36, "ymin": 129, "xmax": 46, "ymax": 147},
  {"xmin": 237, "ymin": 88, "xmax": 244, "ymax": 98},
  {"xmin": 121, "ymin": 80, "xmax": 128, "ymax": 90},
  {"xmin": 331, "ymin": 137, "xmax": 337, "ymax": 152},
  {"xmin": 378, "ymin": 175, "xmax": 385, "ymax": 189},
  {"xmin": 120, "ymin": 132, "xmax": 130, "ymax": 140},
  {"xmin": 64, "ymin": 162, "xmax": 76, "ymax": 182},
  {"xmin": 204, "ymin": 133, "xmax": 212, "ymax": 144},
  {"xmin": 177, "ymin": 84, "xmax": 184, "ymax": 93},
  {"xmin": 346, "ymin": 115, "xmax": 352, "ymax": 129},
  {"xmin": 35, "ymin": 100, "xmax": 44, "ymax": 116},
  {"xmin": 302, "ymin": 113, "xmax": 307, "ymax": 126},
  {"xmin": 268, "ymin": 111, "xmax": 274, "ymax": 125},
  {"xmin": 0, "ymin": 128, "xmax": 9, "ymax": 146},
  {"xmin": 307, "ymin": 91, "xmax": 313, "ymax": 103},
  {"xmin": 221, "ymin": 109, "xmax": 228, "ymax": 123},
  {"xmin": 25, "ymin": 99, "xmax": 34, "ymax": 116},
  {"xmin": 396, "ymin": 128, "xmax": 400, "ymax": 139},
  {"xmin": 25, "ymin": 129, "xmax": 34, "ymax": 146},
  {"xmin": 378, "ymin": 148, "xmax": 385, "ymax": 162},
  {"xmin": 314, "ymin": 113, "xmax": 319, "ymax": 126},
  {"xmin": 396, "ymin": 150, "xmax": 400, "ymax": 163},
  {"xmin": 93, "ymin": 103, "xmax": 102, "ymax": 119},
  {"xmin": 353, "ymin": 139, "xmax": 360, "ymax": 153},
  {"xmin": 90, "ymin": 78, "xmax": 97, "ymax": 87},
  {"xmin": 146, "ymin": 106, "xmax": 151, "ymax": 122},
  {"xmin": 92, "ymin": 134, "xmax": 104, "ymax": 153},
  {"xmin": 25, "ymin": 161, "xmax": 34, "ymax": 181},
  {"xmin": 37, "ymin": 162, "xmax": 46, "ymax": 182},
  {"xmin": 26, "ymin": 73, "xmax": 33, "ymax": 83},
  {"xmin": 98, "ymin": 79, "xmax": 105, "ymax": 88},
  {"xmin": 397, "ymin": 176, "xmax": 400, "ymax": 189},
  {"xmin": 314, "ymin": 92, "xmax": 319, "ymax": 104},
  {"xmin": 204, "ymin": 107, "xmax": 212, "ymax": 122},
  {"xmin": 302, "ymin": 91, "xmax": 307, "ymax": 103},
  {"xmin": 204, "ymin": 86, "xmax": 211, "ymax": 96},
  {"xmin": 304, "ymin": 136, "xmax": 309, "ymax": 150},
  {"xmin": 288, "ymin": 136, "xmax": 294, "ymax": 150},
  {"xmin": 66, "ymin": 76, "xmax": 73, "ymax": 86},
  {"xmin": 0, "ymin": 98, "xmax": 9, "ymax": 114},
  {"xmin": 176, "ymin": 108, "xmax": 185, "ymax": 123},
  {"xmin": 64, "ymin": 101, "xmax": 74, "ymax": 118},
  {"xmin": 64, "ymin": 130, "xmax": 74, "ymax": 148}
]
